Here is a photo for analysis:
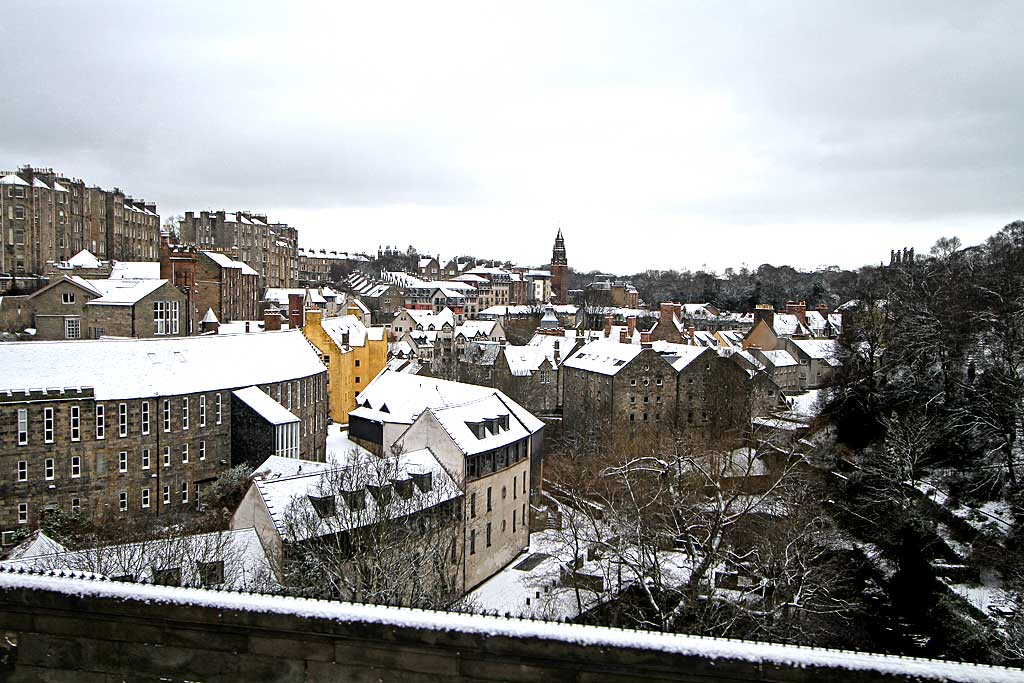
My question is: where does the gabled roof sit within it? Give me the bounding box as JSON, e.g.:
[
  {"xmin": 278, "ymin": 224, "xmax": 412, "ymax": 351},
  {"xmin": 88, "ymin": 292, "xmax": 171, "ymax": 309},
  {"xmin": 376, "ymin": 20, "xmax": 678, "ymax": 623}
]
[
  {"xmin": 201, "ymin": 308, "xmax": 219, "ymax": 324},
  {"xmin": 84, "ymin": 278, "xmax": 169, "ymax": 306},
  {"xmin": 202, "ymin": 251, "xmax": 259, "ymax": 276},
  {"xmin": 789, "ymin": 339, "xmax": 841, "ymax": 366},
  {"xmin": 455, "ymin": 320, "xmax": 500, "ymax": 339},
  {"xmin": 27, "ymin": 275, "xmax": 103, "ymax": 301},
  {"xmin": 350, "ymin": 369, "xmax": 543, "ymax": 433},
  {"xmin": 502, "ymin": 345, "xmax": 550, "ymax": 376},
  {"xmin": 320, "ymin": 314, "xmax": 385, "ymax": 349},
  {"xmin": 425, "ymin": 394, "xmax": 533, "ymax": 456},
  {"xmin": 66, "ymin": 250, "xmax": 103, "ymax": 269},
  {"xmin": 759, "ymin": 349, "xmax": 799, "ymax": 368}
]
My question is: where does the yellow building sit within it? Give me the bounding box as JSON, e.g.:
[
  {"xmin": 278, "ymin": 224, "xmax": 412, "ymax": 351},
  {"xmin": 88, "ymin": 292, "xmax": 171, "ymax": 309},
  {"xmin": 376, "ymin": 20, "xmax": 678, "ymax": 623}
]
[{"xmin": 301, "ymin": 309, "xmax": 387, "ymax": 424}]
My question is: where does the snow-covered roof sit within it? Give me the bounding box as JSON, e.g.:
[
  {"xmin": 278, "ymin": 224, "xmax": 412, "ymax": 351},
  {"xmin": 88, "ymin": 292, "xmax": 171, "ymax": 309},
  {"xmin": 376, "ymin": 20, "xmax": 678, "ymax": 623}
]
[
  {"xmin": 320, "ymin": 314, "xmax": 385, "ymax": 349},
  {"xmin": 51, "ymin": 180, "xmax": 69, "ymax": 193},
  {"xmin": 455, "ymin": 320, "xmax": 500, "ymax": 339},
  {"xmin": 84, "ymin": 278, "xmax": 169, "ymax": 306},
  {"xmin": 527, "ymin": 330, "xmax": 579, "ymax": 366},
  {"xmin": 202, "ymin": 251, "xmax": 259, "ymax": 276},
  {"xmin": 0, "ymin": 329, "xmax": 325, "ymax": 400},
  {"xmin": 201, "ymin": 308, "xmax": 219, "ymax": 324},
  {"xmin": 652, "ymin": 342, "xmax": 710, "ymax": 372},
  {"xmin": 502, "ymin": 345, "xmax": 549, "ymax": 376},
  {"xmin": 252, "ymin": 447, "xmax": 459, "ymax": 542},
  {"xmin": 66, "ymin": 250, "xmax": 103, "ymax": 269},
  {"xmin": 760, "ymin": 350, "xmax": 799, "ymax": 368},
  {"xmin": 426, "ymin": 394, "xmax": 533, "ymax": 456},
  {"xmin": 562, "ymin": 338, "xmax": 644, "ymax": 376},
  {"xmin": 789, "ymin": 339, "xmax": 841, "ymax": 366},
  {"xmin": 110, "ymin": 261, "xmax": 160, "ymax": 279},
  {"xmin": 233, "ymin": 386, "xmax": 299, "ymax": 426},
  {"xmin": 403, "ymin": 307, "xmax": 455, "ymax": 331},
  {"xmin": 0, "ymin": 528, "xmax": 277, "ymax": 590},
  {"xmin": 772, "ymin": 313, "xmax": 810, "ymax": 337},
  {"xmin": 805, "ymin": 310, "xmax": 827, "ymax": 333},
  {"xmin": 2, "ymin": 530, "xmax": 67, "ymax": 561},
  {"xmin": 0, "ymin": 174, "xmax": 29, "ymax": 186},
  {"xmin": 351, "ymin": 370, "xmax": 543, "ymax": 434}
]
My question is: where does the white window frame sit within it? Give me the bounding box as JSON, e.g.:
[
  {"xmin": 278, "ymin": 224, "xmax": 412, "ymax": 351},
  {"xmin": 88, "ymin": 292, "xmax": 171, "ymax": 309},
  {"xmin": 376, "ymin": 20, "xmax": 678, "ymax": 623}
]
[
  {"xmin": 71, "ymin": 456, "xmax": 81, "ymax": 478},
  {"xmin": 17, "ymin": 408, "xmax": 28, "ymax": 445},
  {"xmin": 70, "ymin": 405, "xmax": 80, "ymax": 442},
  {"xmin": 17, "ymin": 503, "xmax": 27, "ymax": 524},
  {"xmin": 142, "ymin": 448, "xmax": 151, "ymax": 469},
  {"xmin": 181, "ymin": 397, "xmax": 189, "ymax": 430},
  {"xmin": 181, "ymin": 444, "xmax": 189, "ymax": 464},
  {"xmin": 163, "ymin": 399, "xmax": 170, "ymax": 432},
  {"xmin": 215, "ymin": 393, "xmax": 222, "ymax": 424},
  {"xmin": 162, "ymin": 446, "xmax": 171, "ymax": 468},
  {"xmin": 162, "ymin": 485, "xmax": 170, "ymax": 505},
  {"xmin": 119, "ymin": 491, "xmax": 127, "ymax": 512},
  {"xmin": 142, "ymin": 488, "xmax": 151, "ymax": 509},
  {"xmin": 141, "ymin": 401, "xmax": 150, "ymax": 435},
  {"xmin": 65, "ymin": 317, "xmax": 81, "ymax": 339},
  {"xmin": 181, "ymin": 481, "xmax": 189, "ymax": 504},
  {"xmin": 199, "ymin": 440, "xmax": 206, "ymax": 461},
  {"xmin": 44, "ymin": 407, "xmax": 55, "ymax": 443},
  {"xmin": 95, "ymin": 404, "xmax": 105, "ymax": 440},
  {"xmin": 118, "ymin": 451, "xmax": 127, "ymax": 473},
  {"xmin": 71, "ymin": 498, "xmax": 80, "ymax": 514},
  {"xmin": 44, "ymin": 458, "xmax": 54, "ymax": 480},
  {"xmin": 199, "ymin": 395, "xmax": 206, "ymax": 427},
  {"xmin": 17, "ymin": 460, "xmax": 27, "ymax": 482},
  {"xmin": 61, "ymin": 291, "xmax": 75, "ymax": 304},
  {"xmin": 118, "ymin": 403, "xmax": 128, "ymax": 437}
]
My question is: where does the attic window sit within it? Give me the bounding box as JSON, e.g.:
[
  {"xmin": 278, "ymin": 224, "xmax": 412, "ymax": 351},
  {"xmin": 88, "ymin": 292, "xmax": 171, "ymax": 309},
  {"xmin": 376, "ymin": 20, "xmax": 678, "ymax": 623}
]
[
  {"xmin": 412, "ymin": 471, "xmax": 433, "ymax": 493},
  {"xmin": 151, "ymin": 567, "xmax": 181, "ymax": 586},
  {"xmin": 199, "ymin": 560, "xmax": 225, "ymax": 586},
  {"xmin": 395, "ymin": 479, "xmax": 414, "ymax": 499},
  {"xmin": 340, "ymin": 489, "xmax": 365, "ymax": 511},
  {"xmin": 367, "ymin": 484, "xmax": 393, "ymax": 506},
  {"xmin": 308, "ymin": 495, "xmax": 337, "ymax": 518}
]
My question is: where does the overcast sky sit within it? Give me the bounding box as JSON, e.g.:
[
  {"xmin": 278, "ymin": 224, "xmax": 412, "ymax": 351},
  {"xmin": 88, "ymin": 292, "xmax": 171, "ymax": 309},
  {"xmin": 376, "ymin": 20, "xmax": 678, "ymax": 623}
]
[{"xmin": 1, "ymin": 1, "xmax": 1021, "ymax": 273}]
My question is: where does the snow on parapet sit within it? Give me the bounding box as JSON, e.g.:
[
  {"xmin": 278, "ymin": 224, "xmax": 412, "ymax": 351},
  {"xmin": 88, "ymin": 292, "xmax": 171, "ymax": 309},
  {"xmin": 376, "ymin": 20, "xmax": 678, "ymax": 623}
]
[
  {"xmin": 0, "ymin": 329, "xmax": 325, "ymax": 400},
  {"xmin": 0, "ymin": 569, "xmax": 1019, "ymax": 682}
]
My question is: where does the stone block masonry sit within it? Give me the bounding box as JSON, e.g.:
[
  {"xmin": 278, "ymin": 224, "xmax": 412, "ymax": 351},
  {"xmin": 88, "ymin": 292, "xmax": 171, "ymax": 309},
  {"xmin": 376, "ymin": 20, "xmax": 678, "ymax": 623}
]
[{"xmin": 0, "ymin": 569, "xmax": 1018, "ymax": 682}]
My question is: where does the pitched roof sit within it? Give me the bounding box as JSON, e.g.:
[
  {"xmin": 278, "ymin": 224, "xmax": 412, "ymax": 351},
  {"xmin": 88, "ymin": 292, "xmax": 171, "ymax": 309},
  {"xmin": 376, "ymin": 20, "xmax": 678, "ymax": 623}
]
[
  {"xmin": 110, "ymin": 261, "xmax": 160, "ymax": 279},
  {"xmin": 0, "ymin": 329, "xmax": 325, "ymax": 400},
  {"xmin": 66, "ymin": 250, "xmax": 103, "ymax": 269},
  {"xmin": 0, "ymin": 174, "xmax": 29, "ymax": 186},
  {"xmin": 84, "ymin": 278, "xmax": 169, "ymax": 306},
  {"xmin": 502, "ymin": 345, "xmax": 550, "ymax": 376},
  {"xmin": 202, "ymin": 251, "xmax": 259, "ymax": 276},
  {"xmin": 789, "ymin": 339, "xmax": 841, "ymax": 366},
  {"xmin": 320, "ymin": 314, "xmax": 385, "ymax": 348},
  {"xmin": 426, "ymin": 394, "xmax": 534, "ymax": 456},
  {"xmin": 252, "ymin": 447, "xmax": 459, "ymax": 542},
  {"xmin": 350, "ymin": 369, "xmax": 543, "ymax": 433},
  {"xmin": 562, "ymin": 338, "xmax": 645, "ymax": 376}
]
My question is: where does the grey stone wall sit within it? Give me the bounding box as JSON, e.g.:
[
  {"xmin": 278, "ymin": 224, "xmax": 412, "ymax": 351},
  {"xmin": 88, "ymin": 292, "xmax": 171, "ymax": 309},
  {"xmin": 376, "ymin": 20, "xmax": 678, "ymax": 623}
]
[{"xmin": 0, "ymin": 570, "xmax": 1013, "ymax": 682}]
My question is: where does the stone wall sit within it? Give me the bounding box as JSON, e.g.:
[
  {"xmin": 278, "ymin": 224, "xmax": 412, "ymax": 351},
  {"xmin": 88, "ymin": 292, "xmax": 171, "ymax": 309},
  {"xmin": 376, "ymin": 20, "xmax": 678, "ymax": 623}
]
[{"xmin": 0, "ymin": 569, "xmax": 1015, "ymax": 682}]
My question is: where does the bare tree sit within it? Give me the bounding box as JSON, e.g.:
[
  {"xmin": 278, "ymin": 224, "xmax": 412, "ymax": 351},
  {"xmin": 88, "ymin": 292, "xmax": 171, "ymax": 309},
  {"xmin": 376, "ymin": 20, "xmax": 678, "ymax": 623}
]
[{"xmin": 280, "ymin": 448, "xmax": 464, "ymax": 608}]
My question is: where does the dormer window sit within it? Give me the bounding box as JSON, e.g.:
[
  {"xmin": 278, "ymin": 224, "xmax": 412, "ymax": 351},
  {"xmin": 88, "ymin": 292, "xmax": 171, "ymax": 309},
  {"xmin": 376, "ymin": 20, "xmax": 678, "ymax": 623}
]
[
  {"xmin": 367, "ymin": 484, "xmax": 393, "ymax": 506},
  {"xmin": 395, "ymin": 479, "xmax": 414, "ymax": 499},
  {"xmin": 340, "ymin": 489, "xmax": 366, "ymax": 511},
  {"xmin": 412, "ymin": 471, "xmax": 433, "ymax": 493},
  {"xmin": 308, "ymin": 495, "xmax": 337, "ymax": 518}
]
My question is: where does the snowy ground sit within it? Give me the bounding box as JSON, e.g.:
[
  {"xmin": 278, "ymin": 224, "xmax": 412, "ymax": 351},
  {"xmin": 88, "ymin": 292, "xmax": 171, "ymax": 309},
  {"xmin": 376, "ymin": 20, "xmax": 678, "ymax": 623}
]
[
  {"xmin": 948, "ymin": 568, "xmax": 1017, "ymax": 618},
  {"xmin": 468, "ymin": 530, "xmax": 600, "ymax": 620},
  {"xmin": 325, "ymin": 425, "xmax": 374, "ymax": 465},
  {"xmin": 916, "ymin": 482, "xmax": 1013, "ymax": 537}
]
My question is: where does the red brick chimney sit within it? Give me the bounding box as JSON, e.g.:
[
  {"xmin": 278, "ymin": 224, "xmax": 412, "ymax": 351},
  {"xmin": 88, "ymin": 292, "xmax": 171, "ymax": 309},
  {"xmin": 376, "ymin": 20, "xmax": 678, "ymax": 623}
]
[
  {"xmin": 264, "ymin": 308, "xmax": 282, "ymax": 332},
  {"xmin": 640, "ymin": 330, "xmax": 652, "ymax": 344},
  {"xmin": 688, "ymin": 324, "xmax": 695, "ymax": 345},
  {"xmin": 619, "ymin": 328, "xmax": 628, "ymax": 344},
  {"xmin": 626, "ymin": 315, "xmax": 636, "ymax": 338},
  {"xmin": 288, "ymin": 293, "xmax": 304, "ymax": 329},
  {"xmin": 604, "ymin": 314, "xmax": 613, "ymax": 338},
  {"xmin": 785, "ymin": 300, "xmax": 807, "ymax": 326},
  {"xmin": 659, "ymin": 302, "xmax": 675, "ymax": 322}
]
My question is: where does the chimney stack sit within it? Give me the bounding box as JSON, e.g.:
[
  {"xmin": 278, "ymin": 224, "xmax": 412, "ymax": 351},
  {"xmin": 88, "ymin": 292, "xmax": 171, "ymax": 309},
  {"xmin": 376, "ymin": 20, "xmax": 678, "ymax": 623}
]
[
  {"xmin": 640, "ymin": 330, "xmax": 652, "ymax": 344},
  {"xmin": 688, "ymin": 324, "xmax": 696, "ymax": 345},
  {"xmin": 604, "ymin": 314, "xmax": 613, "ymax": 338},
  {"xmin": 626, "ymin": 315, "xmax": 636, "ymax": 338},
  {"xmin": 659, "ymin": 302, "xmax": 675, "ymax": 322},
  {"xmin": 263, "ymin": 307, "xmax": 282, "ymax": 332},
  {"xmin": 288, "ymin": 293, "xmax": 304, "ymax": 329},
  {"xmin": 754, "ymin": 304, "xmax": 775, "ymax": 329},
  {"xmin": 619, "ymin": 328, "xmax": 628, "ymax": 344},
  {"xmin": 785, "ymin": 300, "xmax": 807, "ymax": 326}
]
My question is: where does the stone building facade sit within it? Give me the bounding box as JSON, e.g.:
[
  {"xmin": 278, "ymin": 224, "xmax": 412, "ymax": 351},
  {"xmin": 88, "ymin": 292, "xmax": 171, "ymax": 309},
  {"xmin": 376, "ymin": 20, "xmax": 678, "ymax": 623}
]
[
  {"xmin": 178, "ymin": 210, "xmax": 298, "ymax": 289},
  {"xmin": 0, "ymin": 275, "xmax": 188, "ymax": 340},
  {"xmin": 0, "ymin": 166, "xmax": 159, "ymax": 276},
  {"xmin": 0, "ymin": 331, "xmax": 328, "ymax": 538}
]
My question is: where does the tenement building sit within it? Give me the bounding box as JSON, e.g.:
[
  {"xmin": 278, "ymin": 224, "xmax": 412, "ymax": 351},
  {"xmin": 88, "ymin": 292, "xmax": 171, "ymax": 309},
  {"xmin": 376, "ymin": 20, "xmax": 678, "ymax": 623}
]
[
  {"xmin": 178, "ymin": 210, "xmax": 298, "ymax": 289},
  {"xmin": 0, "ymin": 166, "xmax": 160, "ymax": 276},
  {"xmin": 0, "ymin": 330, "xmax": 328, "ymax": 539}
]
